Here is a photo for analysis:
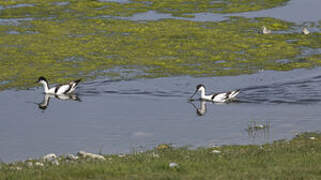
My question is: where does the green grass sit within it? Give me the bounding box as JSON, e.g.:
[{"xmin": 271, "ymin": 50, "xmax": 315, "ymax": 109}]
[{"xmin": 1, "ymin": 132, "xmax": 321, "ymax": 179}]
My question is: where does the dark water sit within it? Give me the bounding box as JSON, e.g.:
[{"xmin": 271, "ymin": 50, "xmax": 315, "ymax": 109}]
[{"xmin": 1, "ymin": 68, "xmax": 321, "ymax": 162}]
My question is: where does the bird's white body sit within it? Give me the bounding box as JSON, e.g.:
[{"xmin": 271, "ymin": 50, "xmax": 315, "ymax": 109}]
[
  {"xmin": 38, "ymin": 77, "xmax": 81, "ymax": 95},
  {"xmin": 191, "ymin": 84, "xmax": 240, "ymax": 103},
  {"xmin": 302, "ymin": 27, "xmax": 310, "ymax": 35},
  {"xmin": 262, "ymin": 26, "xmax": 271, "ymax": 34},
  {"xmin": 198, "ymin": 86, "xmax": 240, "ymax": 102}
]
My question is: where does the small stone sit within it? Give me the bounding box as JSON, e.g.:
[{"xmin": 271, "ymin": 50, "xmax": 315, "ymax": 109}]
[
  {"xmin": 65, "ymin": 154, "xmax": 79, "ymax": 160},
  {"xmin": 42, "ymin": 153, "xmax": 57, "ymax": 161},
  {"xmin": 10, "ymin": 166, "xmax": 22, "ymax": 171},
  {"xmin": 152, "ymin": 152, "xmax": 159, "ymax": 158},
  {"xmin": 256, "ymin": 124, "xmax": 264, "ymax": 128},
  {"xmin": 35, "ymin": 162, "xmax": 44, "ymax": 167},
  {"xmin": 77, "ymin": 151, "xmax": 105, "ymax": 160},
  {"xmin": 118, "ymin": 154, "xmax": 126, "ymax": 158},
  {"xmin": 211, "ymin": 150, "xmax": 221, "ymax": 154},
  {"xmin": 51, "ymin": 159, "xmax": 59, "ymax": 166},
  {"xmin": 169, "ymin": 162, "xmax": 178, "ymax": 168},
  {"xmin": 208, "ymin": 144, "xmax": 218, "ymax": 148},
  {"xmin": 309, "ymin": 137, "xmax": 316, "ymax": 140},
  {"xmin": 26, "ymin": 162, "xmax": 33, "ymax": 167}
]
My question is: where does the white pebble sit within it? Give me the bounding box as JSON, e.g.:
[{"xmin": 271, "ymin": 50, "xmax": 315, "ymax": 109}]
[
  {"xmin": 10, "ymin": 166, "xmax": 22, "ymax": 171},
  {"xmin": 66, "ymin": 154, "xmax": 79, "ymax": 160},
  {"xmin": 208, "ymin": 144, "xmax": 218, "ymax": 148},
  {"xmin": 169, "ymin": 162, "xmax": 178, "ymax": 168},
  {"xmin": 212, "ymin": 150, "xmax": 221, "ymax": 154},
  {"xmin": 35, "ymin": 162, "xmax": 44, "ymax": 167},
  {"xmin": 77, "ymin": 151, "xmax": 105, "ymax": 160},
  {"xmin": 26, "ymin": 162, "xmax": 33, "ymax": 167},
  {"xmin": 152, "ymin": 152, "xmax": 160, "ymax": 158},
  {"xmin": 51, "ymin": 159, "xmax": 60, "ymax": 166},
  {"xmin": 309, "ymin": 137, "xmax": 316, "ymax": 140},
  {"xmin": 118, "ymin": 154, "xmax": 126, "ymax": 158},
  {"xmin": 256, "ymin": 124, "xmax": 264, "ymax": 128},
  {"xmin": 42, "ymin": 153, "xmax": 57, "ymax": 161}
]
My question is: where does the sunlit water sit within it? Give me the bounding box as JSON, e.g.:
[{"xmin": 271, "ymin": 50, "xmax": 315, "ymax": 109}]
[{"xmin": 1, "ymin": 68, "xmax": 321, "ymax": 162}]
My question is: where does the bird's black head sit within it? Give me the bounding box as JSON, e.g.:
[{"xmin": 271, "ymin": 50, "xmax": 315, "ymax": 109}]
[
  {"xmin": 38, "ymin": 76, "xmax": 47, "ymax": 82},
  {"xmin": 196, "ymin": 84, "xmax": 205, "ymax": 90}
]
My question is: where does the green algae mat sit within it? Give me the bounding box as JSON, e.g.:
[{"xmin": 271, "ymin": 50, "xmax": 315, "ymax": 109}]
[
  {"xmin": 0, "ymin": 0, "xmax": 320, "ymax": 90},
  {"xmin": 0, "ymin": 0, "xmax": 290, "ymax": 17}
]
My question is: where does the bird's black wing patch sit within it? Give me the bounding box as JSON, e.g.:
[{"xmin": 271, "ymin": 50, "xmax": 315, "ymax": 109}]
[
  {"xmin": 211, "ymin": 93, "xmax": 218, "ymax": 100},
  {"xmin": 63, "ymin": 84, "xmax": 72, "ymax": 94},
  {"xmin": 54, "ymin": 85, "xmax": 61, "ymax": 93},
  {"xmin": 226, "ymin": 91, "xmax": 232, "ymax": 98}
]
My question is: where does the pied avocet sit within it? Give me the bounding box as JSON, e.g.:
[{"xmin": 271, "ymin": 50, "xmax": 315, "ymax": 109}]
[
  {"xmin": 190, "ymin": 84, "xmax": 240, "ymax": 103},
  {"xmin": 302, "ymin": 27, "xmax": 310, "ymax": 35},
  {"xmin": 37, "ymin": 76, "xmax": 81, "ymax": 95},
  {"xmin": 261, "ymin": 26, "xmax": 271, "ymax": 34}
]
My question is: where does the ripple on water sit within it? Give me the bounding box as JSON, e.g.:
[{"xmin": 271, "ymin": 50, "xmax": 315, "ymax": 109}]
[
  {"xmin": 78, "ymin": 67, "xmax": 321, "ymax": 105},
  {"xmin": 1, "ymin": 68, "xmax": 321, "ymax": 162}
]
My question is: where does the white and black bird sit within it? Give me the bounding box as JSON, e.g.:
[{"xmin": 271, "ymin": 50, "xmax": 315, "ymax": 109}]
[
  {"xmin": 302, "ymin": 27, "xmax": 310, "ymax": 35},
  {"xmin": 190, "ymin": 84, "xmax": 240, "ymax": 103},
  {"xmin": 37, "ymin": 76, "xmax": 81, "ymax": 95},
  {"xmin": 261, "ymin": 26, "xmax": 271, "ymax": 34}
]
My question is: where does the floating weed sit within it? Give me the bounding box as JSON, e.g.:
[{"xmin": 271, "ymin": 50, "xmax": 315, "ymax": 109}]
[
  {"xmin": 246, "ymin": 119, "xmax": 271, "ymax": 132},
  {"xmin": 0, "ymin": 0, "xmax": 290, "ymax": 18},
  {"xmin": 246, "ymin": 119, "xmax": 271, "ymax": 140}
]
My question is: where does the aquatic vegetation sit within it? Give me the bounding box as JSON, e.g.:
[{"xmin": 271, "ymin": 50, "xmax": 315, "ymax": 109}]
[
  {"xmin": 246, "ymin": 119, "xmax": 270, "ymax": 132},
  {"xmin": 0, "ymin": 15, "xmax": 320, "ymax": 90},
  {"xmin": 0, "ymin": 0, "xmax": 290, "ymax": 18},
  {"xmin": 0, "ymin": 1, "xmax": 320, "ymax": 90},
  {"xmin": 132, "ymin": 0, "xmax": 290, "ymax": 16}
]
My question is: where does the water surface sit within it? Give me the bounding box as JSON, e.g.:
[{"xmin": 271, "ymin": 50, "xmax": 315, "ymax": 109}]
[
  {"xmin": 127, "ymin": 0, "xmax": 321, "ymax": 24},
  {"xmin": 1, "ymin": 68, "xmax": 321, "ymax": 162}
]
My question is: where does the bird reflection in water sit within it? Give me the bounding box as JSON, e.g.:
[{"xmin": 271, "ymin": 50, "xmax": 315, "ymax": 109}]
[
  {"xmin": 189, "ymin": 100, "xmax": 207, "ymax": 116},
  {"xmin": 38, "ymin": 93, "xmax": 81, "ymax": 110}
]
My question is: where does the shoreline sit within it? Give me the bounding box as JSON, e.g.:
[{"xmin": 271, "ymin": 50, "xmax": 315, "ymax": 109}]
[{"xmin": 1, "ymin": 132, "xmax": 320, "ymax": 179}]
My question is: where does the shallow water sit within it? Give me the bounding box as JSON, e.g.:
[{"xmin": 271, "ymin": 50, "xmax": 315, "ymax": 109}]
[
  {"xmin": 1, "ymin": 68, "xmax": 321, "ymax": 162},
  {"xmin": 0, "ymin": 0, "xmax": 320, "ymax": 163},
  {"xmin": 126, "ymin": 0, "xmax": 321, "ymax": 24}
]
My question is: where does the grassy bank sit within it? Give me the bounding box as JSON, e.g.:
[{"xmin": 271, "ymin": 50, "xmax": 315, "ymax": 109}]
[{"xmin": 1, "ymin": 132, "xmax": 321, "ymax": 179}]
